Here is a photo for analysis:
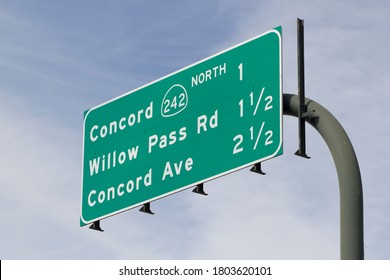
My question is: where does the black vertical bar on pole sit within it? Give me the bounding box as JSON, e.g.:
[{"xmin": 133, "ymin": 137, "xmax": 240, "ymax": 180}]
[{"xmin": 295, "ymin": 18, "xmax": 310, "ymax": 159}]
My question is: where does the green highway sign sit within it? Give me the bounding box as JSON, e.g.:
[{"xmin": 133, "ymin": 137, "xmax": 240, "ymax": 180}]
[{"xmin": 80, "ymin": 27, "xmax": 283, "ymax": 226}]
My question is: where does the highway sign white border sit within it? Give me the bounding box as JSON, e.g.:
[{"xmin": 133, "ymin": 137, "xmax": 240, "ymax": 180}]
[{"xmin": 81, "ymin": 28, "xmax": 283, "ymax": 226}]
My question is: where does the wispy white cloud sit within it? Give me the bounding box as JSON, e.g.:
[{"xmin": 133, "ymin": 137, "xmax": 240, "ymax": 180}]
[
  {"xmin": 0, "ymin": 0, "xmax": 389, "ymax": 260},
  {"xmin": 224, "ymin": 0, "xmax": 390, "ymax": 260}
]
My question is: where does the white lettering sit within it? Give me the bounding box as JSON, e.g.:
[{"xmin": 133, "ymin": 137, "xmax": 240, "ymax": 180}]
[
  {"xmin": 117, "ymin": 183, "xmax": 125, "ymax": 196},
  {"xmin": 88, "ymin": 145, "xmax": 139, "ymax": 176},
  {"xmin": 162, "ymin": 162, "xmax": 173, "ymax": 181},
  {"xmin": 145, "ymin": 101, "xmax": 153, "ymax": 118},
  {"xmin": 109, "ymin": 121, "xmax": 117, "ymax": 135},
  {"xmin": 219, "ymin": 62, "xmax": 226, "ymax": 75},
  {"xmin": 118, "ymin": 151, "xmax": 126, "ymax": 165},
  {"xmin": 98, "ymin": 191, "xmax": 105, "ymax": 204},
  {"xmin": 148, "ymin": 135, "xmax": 158, "ymax": 153},
  {"xmin": 162, "ymin": 157, "xmax": 193, "ymax": 181},
  {"xmin": 179, "ymin": 127, "xmax": 187, "ymax": 141},
  {"xmin": 128, "ymin": 113, "xmax": 136, "ymax": 126},
  {"xmin": 89, "ymin": 157, "xmax": 100, "ymax": 176},
  {"xmin": 89, "ymin": 101, "xmax": 153, "ymax": 143},
  {"xmin": 100, "ymin": 125, "xmax": 108, "ymax": 138},
  {"xmin": 102, "ymin": 154, "xmax": 106, "ymax": 172},
  {"xmin": 185, "ymin": 157, "xmax": 193, "ymax": 171},
  {"xmin": 119, "ymin": 117, "xmax": 126, "ymax": 130},
  {"xmin": 191, "ymin": 63, "xmax": 227, "ymax": 87},
  {"xmin": 197, "ymin": 110, "xmax": 218, "ymax": 134},
  {"xmin": 107, "ymin": 187, "xmax": 115, "ymax": 201},
  {"xmin": 88, "ymin": 190, "xmax": 97, "ymax": 207},
  {"xmin": 197, "ymin": 115, "xmax": 207, "ymax": 134},
  {"xmin": 127, "ymin": 146, "xmax": 139, "ymax": 160},
  {"xmin": 90, "ymin": 125, "xmax": 99, "ymax": 142},
  {"xmin": 148, "ymin": 127, "xmax": 187, "ymax": 153},
  {"xmin": 126, "ymin": 179, "xmax": 134, "ymax": 193},
  {"xmin": 87, "ymin": 168, "xmax": 153, "ymax": 207}
]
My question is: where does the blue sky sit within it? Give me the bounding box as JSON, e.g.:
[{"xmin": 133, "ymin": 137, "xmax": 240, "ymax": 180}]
[{"xmin": 1, "ymin": 0, "xmax": 389, "ymax": 259}]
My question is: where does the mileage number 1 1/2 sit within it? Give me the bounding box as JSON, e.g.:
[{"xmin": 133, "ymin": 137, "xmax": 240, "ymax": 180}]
[{"xmin": 233, "ymin": 63, "xmax": 274, "ymax": 155}]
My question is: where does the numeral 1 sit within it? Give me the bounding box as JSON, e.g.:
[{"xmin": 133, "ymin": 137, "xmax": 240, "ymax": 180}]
[
  {"xmin": 239, "ymin": 99, "xmax": 244, "ymax": 117},
  {"xmin": 238, "ymin": 63, "xmax": 243, "ymax": 81}
]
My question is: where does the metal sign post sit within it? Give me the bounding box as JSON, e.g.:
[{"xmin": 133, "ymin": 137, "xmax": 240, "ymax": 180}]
[
  {"xmin": 289, "ymin": 18, "xmax": 364, "ymax": 259},
  {"xmin": 283, "ymin": 93, "xmax": 364, "ymax": 260}
]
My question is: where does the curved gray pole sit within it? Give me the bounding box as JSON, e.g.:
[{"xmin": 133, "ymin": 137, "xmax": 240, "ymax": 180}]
[{"xmin": 283, "ymin": 94, "xmax": 364, "ymax": 260}]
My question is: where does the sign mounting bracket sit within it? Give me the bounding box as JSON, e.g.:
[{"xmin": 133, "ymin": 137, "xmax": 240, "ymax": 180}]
[
  {"xmin": 89, "ymin": 220, "xmax": 104, "ymax": 232},
  {"xmin": 250, "ymin": 162, "xmax": 266, "ymax": 175},
  {"xmin": 192, "ymin": 183, "xmax": 208, "ymax": 196},
  {"xmin": 295, "ymin": 18, "xmax": 311, "ymax": 159},
  {"xmin": 139, "ymin": 202, "xmax": 154, "ymax": 215}
]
